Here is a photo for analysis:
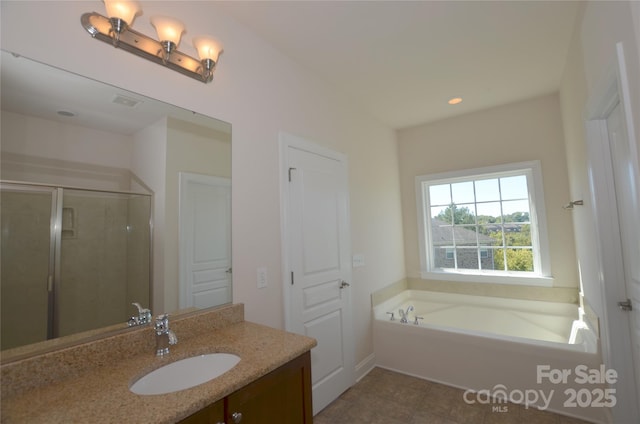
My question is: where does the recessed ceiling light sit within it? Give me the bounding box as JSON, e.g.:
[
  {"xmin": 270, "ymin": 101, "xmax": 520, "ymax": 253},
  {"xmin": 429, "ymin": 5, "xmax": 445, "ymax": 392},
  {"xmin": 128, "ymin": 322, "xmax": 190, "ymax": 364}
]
[{"xmin": 448, "ymin": 97, "xmax": 463, "ymax": 105}]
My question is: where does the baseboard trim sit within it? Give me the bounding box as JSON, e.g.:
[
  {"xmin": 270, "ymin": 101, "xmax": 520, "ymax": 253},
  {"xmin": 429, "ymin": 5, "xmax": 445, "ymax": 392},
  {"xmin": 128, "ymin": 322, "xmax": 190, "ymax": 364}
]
[{"xmin": 354, "ymin": 353, "xmax": 376, "ymax": 382}]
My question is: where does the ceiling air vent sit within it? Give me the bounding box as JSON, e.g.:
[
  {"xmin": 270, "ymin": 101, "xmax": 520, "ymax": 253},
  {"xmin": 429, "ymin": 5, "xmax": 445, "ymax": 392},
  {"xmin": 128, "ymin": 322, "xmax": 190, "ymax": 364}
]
[{"xmin": 112, "ymin": 94, "xmax": 142, "ymax": 108}]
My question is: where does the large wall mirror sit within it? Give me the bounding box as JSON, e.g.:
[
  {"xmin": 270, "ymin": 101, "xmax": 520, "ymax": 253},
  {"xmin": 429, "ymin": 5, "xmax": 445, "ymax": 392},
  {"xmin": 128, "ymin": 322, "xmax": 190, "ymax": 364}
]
[{"xmin": 0, "ymin": 50, "xmax": 232, "ymax": 355}]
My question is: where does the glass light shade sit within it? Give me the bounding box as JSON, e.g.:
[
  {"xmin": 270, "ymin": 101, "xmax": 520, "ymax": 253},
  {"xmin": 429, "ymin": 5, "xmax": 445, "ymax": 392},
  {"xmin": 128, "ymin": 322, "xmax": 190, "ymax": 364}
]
[
  {"xmin": 150, "ymin": 15, "xmax": 185, "ymax": 46},
  {"xmin": 103, "ymin": 0, "xmax": 141, "ymax": 25},
  {"xmin": 193, "ymin": 36, "xmax": 224, "ymax": 62}
]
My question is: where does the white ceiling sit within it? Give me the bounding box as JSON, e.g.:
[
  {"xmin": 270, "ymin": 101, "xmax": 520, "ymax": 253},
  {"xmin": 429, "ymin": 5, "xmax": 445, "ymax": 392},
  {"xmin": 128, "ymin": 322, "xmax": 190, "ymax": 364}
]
[{"xmin": 217, "ymin": 1, "xmax": 581, "ymax": 129}]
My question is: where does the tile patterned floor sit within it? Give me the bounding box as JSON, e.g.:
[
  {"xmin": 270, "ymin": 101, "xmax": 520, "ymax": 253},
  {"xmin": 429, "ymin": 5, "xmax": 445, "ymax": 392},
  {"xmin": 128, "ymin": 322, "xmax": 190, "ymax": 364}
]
[{"xmin": 314, "ymin": 367, "xmax": 592, "ymax": 424}]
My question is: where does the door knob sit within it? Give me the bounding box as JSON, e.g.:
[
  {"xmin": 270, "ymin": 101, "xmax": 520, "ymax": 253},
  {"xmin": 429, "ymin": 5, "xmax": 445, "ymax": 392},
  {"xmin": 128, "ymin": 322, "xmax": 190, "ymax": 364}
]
[
  {"xmin": 231, "ymin": 412, "xmax": 243, "ymax": 423},
  {"xmin": 340, "ymin": 280, "xmax": 350, "ymax": 289}
]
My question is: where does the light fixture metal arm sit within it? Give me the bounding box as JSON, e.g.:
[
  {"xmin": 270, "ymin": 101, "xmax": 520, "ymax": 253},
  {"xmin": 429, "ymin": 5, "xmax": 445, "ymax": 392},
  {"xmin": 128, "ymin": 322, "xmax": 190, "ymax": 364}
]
[{"xmin": 81, "ymin": 12, "xmax": 216, "ymax": 83}]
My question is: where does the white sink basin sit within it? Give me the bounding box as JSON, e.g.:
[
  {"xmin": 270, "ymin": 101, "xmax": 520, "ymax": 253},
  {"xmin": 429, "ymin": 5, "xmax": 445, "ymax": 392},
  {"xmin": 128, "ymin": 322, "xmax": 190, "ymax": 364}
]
[{"xmin": 130, "ymin": 353, "xmax": 240, "ymax": 395}]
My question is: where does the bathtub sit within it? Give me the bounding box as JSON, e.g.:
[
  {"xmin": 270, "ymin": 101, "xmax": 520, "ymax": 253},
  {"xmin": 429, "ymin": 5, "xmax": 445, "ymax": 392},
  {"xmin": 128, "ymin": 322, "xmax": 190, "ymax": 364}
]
[{"xmin": 373, "ymin": 290, "xmax": 609, "ymax": 423}]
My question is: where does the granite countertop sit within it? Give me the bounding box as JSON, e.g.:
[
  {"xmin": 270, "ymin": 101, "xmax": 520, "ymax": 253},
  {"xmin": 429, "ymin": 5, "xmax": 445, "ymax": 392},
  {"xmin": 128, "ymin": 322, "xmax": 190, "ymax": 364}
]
[{"xmin": 1, "ymin": 308, "xmax": 316, "ymax": 423}]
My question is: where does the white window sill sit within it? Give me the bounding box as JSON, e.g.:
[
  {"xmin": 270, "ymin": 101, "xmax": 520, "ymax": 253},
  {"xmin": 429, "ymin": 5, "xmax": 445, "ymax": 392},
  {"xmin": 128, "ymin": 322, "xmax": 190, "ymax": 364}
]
[{"xmin": 420, "ymin": 270, "xmax": 554, "ymax": 287}]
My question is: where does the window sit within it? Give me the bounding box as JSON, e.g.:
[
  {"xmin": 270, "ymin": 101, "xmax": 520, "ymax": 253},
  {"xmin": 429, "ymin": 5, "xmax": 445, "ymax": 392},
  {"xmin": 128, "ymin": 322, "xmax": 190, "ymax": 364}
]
[{"xmin": 416, "ymin": 161, "xmax": 551, "ymax": 286}]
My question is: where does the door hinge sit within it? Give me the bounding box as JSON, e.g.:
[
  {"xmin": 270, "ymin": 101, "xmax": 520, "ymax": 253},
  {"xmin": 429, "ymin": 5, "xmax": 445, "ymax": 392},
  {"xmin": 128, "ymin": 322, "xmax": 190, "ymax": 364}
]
[
  {"xmin": 288, "ymin": 167, "xmax": 296, "ymax": 182},
  {"xmin": 618, "ymin": 299, "xmax": 633, "ymax": 311},
  {"xmin": 291, "ymin": 271, "xmax": 294, "ymax": 285}
]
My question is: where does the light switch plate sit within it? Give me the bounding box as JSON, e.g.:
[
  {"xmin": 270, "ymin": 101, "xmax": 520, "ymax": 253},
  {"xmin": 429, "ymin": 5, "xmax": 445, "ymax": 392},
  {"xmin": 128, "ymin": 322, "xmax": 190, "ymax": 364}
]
[
  {"xmin": 352, "ymin": 254, "xmax": 365, "ymax": 268},
  {"xmin": 257, "ymin": 267, "xmax": 268, "ymax": 289}
]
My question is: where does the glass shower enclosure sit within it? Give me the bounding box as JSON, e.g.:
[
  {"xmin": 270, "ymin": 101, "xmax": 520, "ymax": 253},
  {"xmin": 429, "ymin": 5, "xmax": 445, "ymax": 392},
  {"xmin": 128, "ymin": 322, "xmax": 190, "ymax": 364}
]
[{"xmin": 1, "ymin": 182, "xmax": 151, "ymax": 350}]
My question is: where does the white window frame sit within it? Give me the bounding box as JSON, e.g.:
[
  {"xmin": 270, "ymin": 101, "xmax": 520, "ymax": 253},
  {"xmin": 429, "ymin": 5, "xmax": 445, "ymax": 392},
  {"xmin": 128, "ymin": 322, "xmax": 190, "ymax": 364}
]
[{"xmin": 415, "ymin": 160, "xmax": 553, "ymax": 286}]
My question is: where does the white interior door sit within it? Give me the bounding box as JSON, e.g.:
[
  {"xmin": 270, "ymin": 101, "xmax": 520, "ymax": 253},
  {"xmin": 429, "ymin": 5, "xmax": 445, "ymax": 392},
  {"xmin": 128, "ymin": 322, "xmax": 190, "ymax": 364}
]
[
  {"xmin": 179, "ymin": 172, "xmax": 232, "ymax": 309},
  {"xmin": 281, "ymin": 133, "xmax": 354, "ymax": 415}
]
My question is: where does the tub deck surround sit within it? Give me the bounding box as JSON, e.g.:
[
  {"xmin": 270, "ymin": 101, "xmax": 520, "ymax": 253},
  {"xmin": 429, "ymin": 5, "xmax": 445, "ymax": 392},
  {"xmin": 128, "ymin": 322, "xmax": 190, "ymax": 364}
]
[
  {"xmin": 0, "ymin": 304, "xmax": 317, "ymax": 424},
  {"xmin": 375, "ymin": 290, "xmax": 592, "ymax": 347},
  {"xmin": 372, "ymin": 290, "xmax": 608, "ymax": 423}
]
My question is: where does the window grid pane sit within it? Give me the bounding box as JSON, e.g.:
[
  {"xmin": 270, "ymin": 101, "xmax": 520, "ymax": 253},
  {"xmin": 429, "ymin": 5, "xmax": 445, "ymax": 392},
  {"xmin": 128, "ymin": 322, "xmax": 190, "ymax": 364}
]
[{"xmin": 426, "ymin": 172, "xmax": 534, "ymax": 273}]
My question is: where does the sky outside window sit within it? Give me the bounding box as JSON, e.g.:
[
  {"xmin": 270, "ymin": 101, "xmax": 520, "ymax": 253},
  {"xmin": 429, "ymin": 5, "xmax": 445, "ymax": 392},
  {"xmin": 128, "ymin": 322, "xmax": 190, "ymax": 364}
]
[{"xmin": 428, "ymin": 175, "xmax": 529, "ymax": 219}]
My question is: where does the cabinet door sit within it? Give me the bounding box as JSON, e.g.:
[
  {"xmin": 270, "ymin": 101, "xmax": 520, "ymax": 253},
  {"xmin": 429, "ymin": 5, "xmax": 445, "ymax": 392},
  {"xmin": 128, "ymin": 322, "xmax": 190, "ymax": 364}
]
[
  {"xmin": 226, "ymin": 352, "xmax": 312, "ymax": 424},
  {"xmin": 179, "ymin": 399, "xmax": 224, "ymax": 424}
]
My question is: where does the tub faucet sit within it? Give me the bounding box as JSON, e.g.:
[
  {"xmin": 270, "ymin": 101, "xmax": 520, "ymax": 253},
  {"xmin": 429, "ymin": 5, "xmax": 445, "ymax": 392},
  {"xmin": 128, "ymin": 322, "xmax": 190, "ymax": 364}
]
[
  {"xmin": 399, "ymin": 305, "xmax": 414, "ymax": 323},
  {"xmin": 154, "ymin": 314, "xmax": 178, "ymax": 356}
]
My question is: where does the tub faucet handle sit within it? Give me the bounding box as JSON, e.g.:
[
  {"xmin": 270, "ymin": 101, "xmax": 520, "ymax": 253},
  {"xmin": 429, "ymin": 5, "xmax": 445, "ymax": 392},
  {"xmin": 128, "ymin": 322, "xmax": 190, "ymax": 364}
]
[
  {"xmin": 413, "ymin": 316, "xmax": 424, "ymax": 325},
  {"xmin": 386, "ymin": 312, "xmax": 395, "ymax": 321}
]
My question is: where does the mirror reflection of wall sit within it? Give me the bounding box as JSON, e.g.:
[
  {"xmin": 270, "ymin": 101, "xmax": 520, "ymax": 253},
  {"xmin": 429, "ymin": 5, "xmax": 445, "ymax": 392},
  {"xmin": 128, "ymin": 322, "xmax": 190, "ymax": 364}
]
[
  {"xmin": 0, "ymin": 51, "xmax": 232, "ymax": 352},
  {"xmin": 166, "ymin": 117, "xmax": 232, "ymax": 312}
]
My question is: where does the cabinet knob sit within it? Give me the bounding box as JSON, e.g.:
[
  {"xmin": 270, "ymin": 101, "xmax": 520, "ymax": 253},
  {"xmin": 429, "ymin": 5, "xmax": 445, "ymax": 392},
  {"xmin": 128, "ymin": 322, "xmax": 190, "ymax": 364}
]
[{"xmin": 232, "ymin": 412, "xmax": 243, "ymax": 423}]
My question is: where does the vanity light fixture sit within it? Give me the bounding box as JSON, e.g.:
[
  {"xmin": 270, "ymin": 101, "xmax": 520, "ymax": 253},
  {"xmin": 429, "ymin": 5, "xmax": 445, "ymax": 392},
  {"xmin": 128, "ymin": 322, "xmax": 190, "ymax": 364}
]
[
  {"xmin": 81, "ymin": 0, "xmax": 223, "ymax": 83},
  {"xmin": 448, "ymin": 97, "xmax": 463, "ymax": 105}
]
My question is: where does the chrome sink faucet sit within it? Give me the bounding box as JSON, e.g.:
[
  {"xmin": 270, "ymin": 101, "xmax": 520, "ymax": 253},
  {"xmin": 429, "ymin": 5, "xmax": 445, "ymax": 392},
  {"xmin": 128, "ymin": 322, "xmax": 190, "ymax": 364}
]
[
  {"xmin": 154, "ymin": 314, "xmax": 178, "ymax": 356},
  {"xmin": 128, "ymin": 302, "xmax": 152, "ymax": 327},
  {"xmin": 399, "ymin": 305, "xmax": 414, "ymax": 323}
]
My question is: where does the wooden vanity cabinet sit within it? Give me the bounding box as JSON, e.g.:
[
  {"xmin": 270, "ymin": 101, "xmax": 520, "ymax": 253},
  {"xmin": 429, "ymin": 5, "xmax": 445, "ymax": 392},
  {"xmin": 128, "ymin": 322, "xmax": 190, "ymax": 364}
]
[
  {"xmin": 179, "ymin": 352, "xmax": 312, "ymax": 424},
  {"xmin": 179, "ymin": 399, "xmax": 224, "ymax": 424}
]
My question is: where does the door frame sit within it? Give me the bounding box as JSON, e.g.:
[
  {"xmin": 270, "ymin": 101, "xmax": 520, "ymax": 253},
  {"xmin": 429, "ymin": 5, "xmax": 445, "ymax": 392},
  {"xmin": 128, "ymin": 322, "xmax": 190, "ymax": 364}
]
[
  {"xmin": 584, "ymin": 42, "xmax": 640, "ymax": 421},
  {"xmin": 279, "ymin": 132, "xmax": 353, "ymax": 331},
  {"xmin": 178, "ymin": 171, "xmax": 232, "ymax": 309},
  {"xmin": 279, "ymin": 131, "xmax": 355, "ymax": 413}
]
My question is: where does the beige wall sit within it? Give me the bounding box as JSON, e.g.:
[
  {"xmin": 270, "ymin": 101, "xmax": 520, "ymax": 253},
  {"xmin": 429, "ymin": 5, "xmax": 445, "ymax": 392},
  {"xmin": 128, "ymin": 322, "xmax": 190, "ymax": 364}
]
[
  {"xmin": 0, "ymin": 1, "xmax": 405, "ymax": 367},
  {"xmin": 397, "ymin": 93, "xmax": 579, "ymax": 289}
]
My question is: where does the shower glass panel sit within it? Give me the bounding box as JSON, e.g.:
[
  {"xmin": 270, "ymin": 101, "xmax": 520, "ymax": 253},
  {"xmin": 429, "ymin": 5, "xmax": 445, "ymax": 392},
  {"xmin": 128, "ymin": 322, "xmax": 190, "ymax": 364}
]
[
  {"xmin": 1, "ymin": 184, "xmax": 55, "ymax": 350},
  {"xmin": 0, "ymin": 183, "xmax": 151, "ymax": 350},
  {"xmin": 56, "ymin": 189, "xmax": 151, "ymax": 337}
]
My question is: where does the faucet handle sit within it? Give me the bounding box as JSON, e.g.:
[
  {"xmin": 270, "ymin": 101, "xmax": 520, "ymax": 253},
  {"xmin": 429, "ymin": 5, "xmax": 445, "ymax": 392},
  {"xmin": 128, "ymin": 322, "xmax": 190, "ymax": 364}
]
[
  {"xmin": 413, "ymin": 316, "xmax": 424, "ymax": 325},
  {"xmin": 386, "ymin": 312, "xmax": 395, "ymax": 321},
  {"xmin": 129, "ymin": 302, "xmax": 152, "ymax": 326},
  {"xmin": 132, "ymin": 302, "xmax": 152, "ymax": 323},
  {"xmin": 154, "ymin": 313, "xmax": 169, "ymax": 331},
  {"xmin": 168, "ymin": 330, "xmax": 178, "ymax": 346}
]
